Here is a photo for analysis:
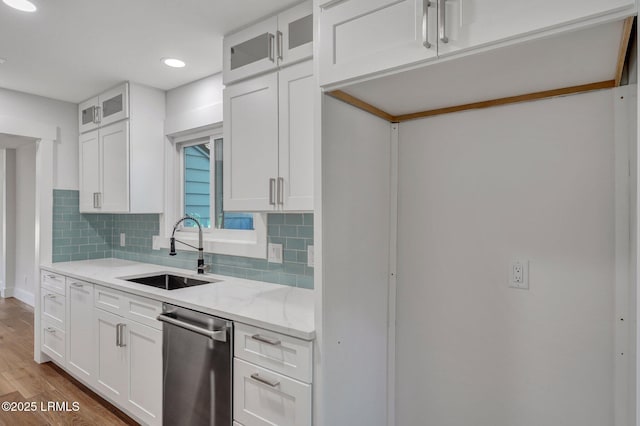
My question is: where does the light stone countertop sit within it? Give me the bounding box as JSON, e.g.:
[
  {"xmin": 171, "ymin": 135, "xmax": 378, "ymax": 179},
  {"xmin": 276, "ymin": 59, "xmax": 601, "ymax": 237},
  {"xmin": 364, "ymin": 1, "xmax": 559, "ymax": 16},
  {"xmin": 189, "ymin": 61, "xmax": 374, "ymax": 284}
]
[{"xmin": 41, "ymin": 258, "xmax": 315, "ymax": 340}]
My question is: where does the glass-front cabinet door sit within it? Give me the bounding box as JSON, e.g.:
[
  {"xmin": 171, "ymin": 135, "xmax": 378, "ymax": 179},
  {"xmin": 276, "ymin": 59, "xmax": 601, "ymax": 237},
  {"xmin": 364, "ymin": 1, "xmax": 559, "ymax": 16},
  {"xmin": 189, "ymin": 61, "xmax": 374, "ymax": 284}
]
[
  {"xmin": 277, "ymin": 0, "xmax": 313, "ymax": 67},
  {"xmin": 78, "ymin": 83, "xmax": 129, "ymax": 134},
  {"xmin": 223, "ymin": 16, "xmax": 278, "ymax": 85},
  {"xmin": 99, "ymin": 83, "xmax": 129, "ymax": 128},
  {"xmin": 79, "ymin": 96, "xmax": 100, "ymax": 134}
]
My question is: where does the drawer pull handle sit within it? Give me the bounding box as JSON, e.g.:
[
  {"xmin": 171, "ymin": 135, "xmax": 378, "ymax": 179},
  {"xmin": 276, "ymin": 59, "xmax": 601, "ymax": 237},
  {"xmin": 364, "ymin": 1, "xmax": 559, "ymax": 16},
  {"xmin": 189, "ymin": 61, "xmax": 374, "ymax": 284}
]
[
  {"xmin": 250, "ymin": 373, "xmax": 280, "ymax": 388},
  {"xmin": 45, "ymin": 293, "xmax": 56, "ymax": 299},
  {"xmin": 45, "ymin": 327, "xmax": 56, "ymax": 333},
  {"xmin": 251, "ymin": 334, "xmax": 281, "ymax": 346},
  {"xmin": 46, "ymin": 274, "xmax": 57, "ymax": 279},
  {"xmin": 71, "ymin": 282, "xmax": 84, "ymax": 288}
]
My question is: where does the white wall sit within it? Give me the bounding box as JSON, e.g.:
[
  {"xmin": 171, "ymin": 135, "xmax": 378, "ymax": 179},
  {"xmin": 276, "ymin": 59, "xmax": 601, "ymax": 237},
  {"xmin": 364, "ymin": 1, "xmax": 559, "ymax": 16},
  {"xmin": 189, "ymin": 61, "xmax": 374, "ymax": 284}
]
[
  {"xmin": 14, "ymin": 143, "xmax": 36, "ymax": 305},
  {"xmin": 396, "ymin": 89, "xmax": 619, "ymax": 426},
  {"xmin": 0, "ymin": 149, "xmax": 16, "ymax": 298},
  {"xmin": 165, "ymin": 73, "xmax": 223, "ymax": 135},
  {"xmin": 0, "ymin": 87, "xmax": 77, "ymax": 189},
  {"xmin": 320, "ymin": 96, "xmax": 392, "ymax": 426}
]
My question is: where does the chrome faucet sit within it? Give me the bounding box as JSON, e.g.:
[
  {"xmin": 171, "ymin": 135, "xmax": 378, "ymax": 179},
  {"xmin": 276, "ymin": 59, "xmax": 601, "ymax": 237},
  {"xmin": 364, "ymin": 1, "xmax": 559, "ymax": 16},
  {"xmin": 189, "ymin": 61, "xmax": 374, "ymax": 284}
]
[{"xmin": 169, "ymin": 215, "xmax": 207, "ymax": 274}]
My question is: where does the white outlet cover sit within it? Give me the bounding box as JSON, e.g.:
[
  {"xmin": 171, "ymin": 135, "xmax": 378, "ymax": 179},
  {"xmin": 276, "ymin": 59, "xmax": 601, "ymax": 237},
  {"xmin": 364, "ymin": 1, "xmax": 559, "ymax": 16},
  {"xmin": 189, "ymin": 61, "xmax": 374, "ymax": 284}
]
[
  {"xmin": 509, "ymin": 260, "xmax": 529, "ymax": 290},
  {"xmin": 120, "ymin": 233, "xmax": 126, "ymax": 247},
  {"xmin": 152, "ymin": 235, "xmax": 161, "ymax": 251},
  {"xmin": 268, "ymin": 243, "xmax": 283, "ymax": 264},
  {"xmin": 307, "ymin": 245, "xmax": 315, "ymax": 267}
]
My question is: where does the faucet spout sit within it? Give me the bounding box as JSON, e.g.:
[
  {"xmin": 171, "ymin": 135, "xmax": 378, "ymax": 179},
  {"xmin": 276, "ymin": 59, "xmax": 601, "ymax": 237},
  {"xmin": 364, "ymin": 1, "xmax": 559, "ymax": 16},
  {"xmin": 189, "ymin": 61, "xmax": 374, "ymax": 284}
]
[{"xmin": 170, "ymin": 215, "xmax": 206, "ymax": 274}]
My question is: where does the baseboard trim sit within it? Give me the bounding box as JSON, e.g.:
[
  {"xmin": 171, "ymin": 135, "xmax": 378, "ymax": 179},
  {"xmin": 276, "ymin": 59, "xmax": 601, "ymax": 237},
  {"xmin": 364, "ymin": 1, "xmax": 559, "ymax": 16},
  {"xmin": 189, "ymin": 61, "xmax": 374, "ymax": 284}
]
[
  {"xmin": 13, "ymin": 288, "xmax": 34, "ymax": 307},
  {"xmin": 0, "ymin": 287, "xmax": 14, "ymax": 298}
]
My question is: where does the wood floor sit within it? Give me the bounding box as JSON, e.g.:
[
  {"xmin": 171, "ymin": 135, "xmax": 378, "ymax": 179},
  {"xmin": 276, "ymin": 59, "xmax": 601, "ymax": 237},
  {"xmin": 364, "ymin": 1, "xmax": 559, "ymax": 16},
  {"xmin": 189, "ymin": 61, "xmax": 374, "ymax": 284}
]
[{"xmin": 0, "ymin": 297, "xmax": 136, "ymax": 426}]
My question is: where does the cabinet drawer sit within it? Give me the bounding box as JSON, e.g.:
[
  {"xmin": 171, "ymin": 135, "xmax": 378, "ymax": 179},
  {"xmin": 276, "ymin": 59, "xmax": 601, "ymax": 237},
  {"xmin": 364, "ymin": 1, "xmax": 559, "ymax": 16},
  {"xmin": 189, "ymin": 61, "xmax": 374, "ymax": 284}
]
[
  {"xmin": 41, "ymin": 291, "xmax": 65, "ymax": 329},
  {"xmin": 234, "ymin": 323, "xmax": 312, "ymax": 383},
  {"xmin": 42, "ymin": 321, "xmax": 66, "ymax": 365},
  {"xmin": 234, "ymin": 358, "xmax": 311, "ymax": 426},
  {"xmin": 124, "ymin": 292, "xmax": 162, "ymax": 330},
  {"xmin": 41, "ymin": 271, "xmax": 66, "ymax": 295},
  {"xmin": 94, "ymin": 285, "xmax": 125, "ymax": 315}
]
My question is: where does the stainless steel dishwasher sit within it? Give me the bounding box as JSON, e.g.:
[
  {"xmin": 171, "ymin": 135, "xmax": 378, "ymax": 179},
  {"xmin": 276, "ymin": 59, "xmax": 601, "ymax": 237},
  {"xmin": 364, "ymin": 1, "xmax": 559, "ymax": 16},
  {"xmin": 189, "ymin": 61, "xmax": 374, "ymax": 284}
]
[{"xmin": 157, "ymin": 303, "xmax": 233, "ymax": 426}]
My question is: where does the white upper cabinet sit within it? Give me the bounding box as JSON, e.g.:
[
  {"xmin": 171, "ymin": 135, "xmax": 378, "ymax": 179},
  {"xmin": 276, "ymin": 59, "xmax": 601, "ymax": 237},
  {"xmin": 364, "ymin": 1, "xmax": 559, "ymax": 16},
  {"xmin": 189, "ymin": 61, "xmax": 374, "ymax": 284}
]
[
  {"xmin": 78, "ymin": 82, "xmax": 165, "ymax": 214},
  {"xmin": 224, "ymin": 17, "xmax": 279, "ymax": 85},
  {"xmin": 318, "ymin": 0, "xmax": 636, "ymax": 87},
  {"xmin": 79, "ymin": 121, "xmax": 129, "ymax": 213},
  {"xmin": 436, "ymin": 0, "xmax": 635, "ymax": 57},
  {"xmin": 79, "ymin": 83, "xmax": 129, "ymax": 134},
  {"xmin": 319, "ymin": 0, "xmax": 437, "ymax": 87},
  {"xmin": 223, "ymin": 73, "xmax": 280, "ymax": 211},
  {"xmin": 223, "ymin": 1, "xmax": 312, "ymax": 85},
  {"xmin": 224, "ymin": 61, "xmax": 314, "ymax": 212},
  {"xmin": 277, "ymin": 1, "xmax": 314, "ymax": 67},
  {"xmin": 278, "ymin": 60, "xmax": 314, "ymax": 211}
]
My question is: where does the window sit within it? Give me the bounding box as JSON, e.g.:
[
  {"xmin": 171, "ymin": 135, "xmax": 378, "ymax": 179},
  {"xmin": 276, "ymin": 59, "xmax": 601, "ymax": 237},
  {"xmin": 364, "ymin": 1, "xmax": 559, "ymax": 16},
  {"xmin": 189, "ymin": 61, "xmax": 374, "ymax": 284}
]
[
  {"xmin": 180, "ymin": 137, "xmax": 254, "ymax": 231},
  {"xmin": 166, "ymin": 126, "xmax": 267, "ymax": 259}
]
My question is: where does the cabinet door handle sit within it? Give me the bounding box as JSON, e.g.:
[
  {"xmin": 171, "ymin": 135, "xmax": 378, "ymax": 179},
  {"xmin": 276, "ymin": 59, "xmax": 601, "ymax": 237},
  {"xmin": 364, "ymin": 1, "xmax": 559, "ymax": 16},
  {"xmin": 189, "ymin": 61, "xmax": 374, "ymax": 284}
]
[
  {"xmin": 268, "ymin": 33, "xmax": 275, "ymax": 62},
  {"xmin": 250, "ymin": 373, "xmax": 280, "ymax": 388},
  {"xmin": 422, "ymin": 0, "xmax": 432, "ymax": 48},
  {"xmin": 277, "ymin": 30, "xmax": 284, "ymax": 61},
  {"xmin": 269, "ymin": 178, "xmax": 276, "ymax": 206},
  {"xmin": 93, "ymin": 193, "xmax": 98, "ymax": 208},
  {"xmin": 94, "ymin": 106, "xmax": 101, "ymax": 124},
  {"xmin": 96, "ymin": 192, "xmax": 102, "ymax": 208},
  {"xmin": 277, "ymin": 177, "xmax": 284, "ymax": 206},
  {"xmin": 438, "ymin": 0, "xmax": 448, "ymax": 43},
  {"xmin": 251, "ymin": 334, "xmax": 281, "ymax": 346},
  {"xmin": 116, "ymin": 323, "xmax": 127, "ymax": 347}
]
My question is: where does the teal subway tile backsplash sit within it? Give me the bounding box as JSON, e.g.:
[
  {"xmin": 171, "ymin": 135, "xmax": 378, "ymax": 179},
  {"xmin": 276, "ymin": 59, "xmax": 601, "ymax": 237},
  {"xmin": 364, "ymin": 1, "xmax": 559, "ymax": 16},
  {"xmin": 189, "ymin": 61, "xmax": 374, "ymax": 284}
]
[
  {"xmin": 52, "ymin": 190, "xmax": 313, "ymax": 288},
  {"xmin": 52, "ymin": 190, "xmax": 113, "ymax": 263}
]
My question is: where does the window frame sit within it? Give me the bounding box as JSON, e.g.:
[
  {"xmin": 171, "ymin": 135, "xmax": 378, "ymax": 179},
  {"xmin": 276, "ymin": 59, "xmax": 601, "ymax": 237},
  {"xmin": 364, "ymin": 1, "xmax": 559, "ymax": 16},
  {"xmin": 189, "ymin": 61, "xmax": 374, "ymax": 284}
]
[{"xmin": 163, "ymin": 125, "xmax": 267, "ymax": 259}]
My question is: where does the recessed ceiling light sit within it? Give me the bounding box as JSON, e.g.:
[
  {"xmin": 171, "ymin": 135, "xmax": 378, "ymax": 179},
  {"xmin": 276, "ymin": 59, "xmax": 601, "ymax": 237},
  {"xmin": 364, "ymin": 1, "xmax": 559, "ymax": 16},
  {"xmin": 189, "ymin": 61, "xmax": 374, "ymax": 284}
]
[
  {"xmin": 3, "ymin": 0, "xmax": 37, "ymax": 12},
  {"xmin": 162, "ymin": 58, "xmax": 186, "ymax": 68}
]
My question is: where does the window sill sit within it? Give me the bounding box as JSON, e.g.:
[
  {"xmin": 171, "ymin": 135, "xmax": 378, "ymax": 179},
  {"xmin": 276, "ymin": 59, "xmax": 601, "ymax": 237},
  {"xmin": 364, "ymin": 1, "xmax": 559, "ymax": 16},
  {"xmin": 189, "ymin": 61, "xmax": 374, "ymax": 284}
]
[{"xmin": 157, "ymin": 226, "xmax": 268, "ymax": 259}]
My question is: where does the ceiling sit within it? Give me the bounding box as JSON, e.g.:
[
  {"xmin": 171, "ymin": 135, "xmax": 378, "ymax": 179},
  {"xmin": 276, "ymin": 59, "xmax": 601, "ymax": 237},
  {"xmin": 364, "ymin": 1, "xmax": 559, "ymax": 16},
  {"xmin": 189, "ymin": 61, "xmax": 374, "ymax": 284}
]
[
  {"xmin": 0, "ymin": 133, "xmax": 36, "ymax": 148},
  {"xmin": 0, "ymin": 0, "xmax": 301, "ymax": 103},
  {"xmin": 341, "ymin": 20, "xmax": 625, "ymax": 116}
]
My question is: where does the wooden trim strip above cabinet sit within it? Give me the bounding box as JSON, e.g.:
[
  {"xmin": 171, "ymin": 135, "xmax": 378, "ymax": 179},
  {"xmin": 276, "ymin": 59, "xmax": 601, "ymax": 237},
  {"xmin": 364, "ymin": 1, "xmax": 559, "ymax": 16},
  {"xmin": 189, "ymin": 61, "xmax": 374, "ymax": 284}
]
[
  {"xmin": 393, "ymin": 80, "xmax": 616, "ymax": 122},
  {"xmin": 329, "ymin": 80, "xmax": 616, "ymax": 124},
  {"xmin": 327, "ymin": 90, "xmax": 396, "ymax": 122},
  {"xmin": 614, "ymin": 16, "xmax": 635, "ymax": 87}
]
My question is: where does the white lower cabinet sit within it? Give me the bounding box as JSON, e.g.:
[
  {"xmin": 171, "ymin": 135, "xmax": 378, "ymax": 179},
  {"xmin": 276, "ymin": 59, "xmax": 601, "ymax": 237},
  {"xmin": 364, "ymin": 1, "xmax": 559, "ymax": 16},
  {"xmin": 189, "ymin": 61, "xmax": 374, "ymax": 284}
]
[
  {"xmin": 233, "ymin": 324, "xmax": 313, "ymax": 426},
  {"xmin": 234, "ymin": 358, "xmax": 311, "ymax": 426},
  {"xmin": 94, "ymin": 291, "xmax": 162, "ymax": 426},
  {"xmin": 124, "ymin": 319, "xmax": 162, "ymax": 425},
  {"xmin": 66, "ymin": 280, "xmax": 96, "ymax": 385},
  {"xmin": 40, "ymin": 270, "xmax": 162, "ymax": 426},
  {"xmin": 95, "ymin": 308, "xmax": 128, "ymax": 404},
  {"xmin": 42, "ymin": 321, "xmax": 66, "ymax": 364}
]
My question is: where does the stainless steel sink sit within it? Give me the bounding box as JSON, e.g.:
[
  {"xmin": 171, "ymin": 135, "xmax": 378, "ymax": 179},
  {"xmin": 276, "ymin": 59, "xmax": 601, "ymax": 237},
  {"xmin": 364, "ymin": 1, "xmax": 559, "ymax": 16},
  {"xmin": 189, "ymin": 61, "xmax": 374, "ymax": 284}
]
[{"xmin": 121, "ymin": 273, "xmax": 220, "ymax": 290}]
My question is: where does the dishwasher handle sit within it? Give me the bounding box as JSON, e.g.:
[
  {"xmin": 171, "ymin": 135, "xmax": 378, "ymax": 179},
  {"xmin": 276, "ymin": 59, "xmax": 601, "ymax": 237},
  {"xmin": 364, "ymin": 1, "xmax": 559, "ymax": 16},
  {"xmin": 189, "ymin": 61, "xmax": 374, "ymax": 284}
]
[{"xmin": 157, "ymin": 313, "xmax": 227, "ymax": 342}]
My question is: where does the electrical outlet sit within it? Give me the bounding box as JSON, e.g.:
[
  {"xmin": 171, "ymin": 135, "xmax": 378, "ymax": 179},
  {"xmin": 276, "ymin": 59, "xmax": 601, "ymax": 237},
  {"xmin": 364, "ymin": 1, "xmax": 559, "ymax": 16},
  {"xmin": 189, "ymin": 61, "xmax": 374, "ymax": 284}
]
[
  {"xmin": 268, "ymin": 243, "xmax": 283, "ymax": 264},
  {"xmin": 120, "ymin": 233, "xmax": 126, "ymax": 247},
  {"xmin": 509, "ymin": 260, "xmax": 529, "ymax": 290},
  {"xmin": 307, "ymin": 245, "xmax": 315, "ymax": 267},
  {"xmin": 152, "ymin": 235, "xmax": 161, "ymax": 251}
]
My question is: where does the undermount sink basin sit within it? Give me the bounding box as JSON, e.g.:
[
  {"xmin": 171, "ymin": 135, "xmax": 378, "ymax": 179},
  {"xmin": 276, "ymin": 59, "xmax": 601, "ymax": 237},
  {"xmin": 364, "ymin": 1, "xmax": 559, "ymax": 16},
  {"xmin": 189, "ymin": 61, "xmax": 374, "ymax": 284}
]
[{"xmin": 122, "ymin": 273, "xmax": 220, "ymax": 290}]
